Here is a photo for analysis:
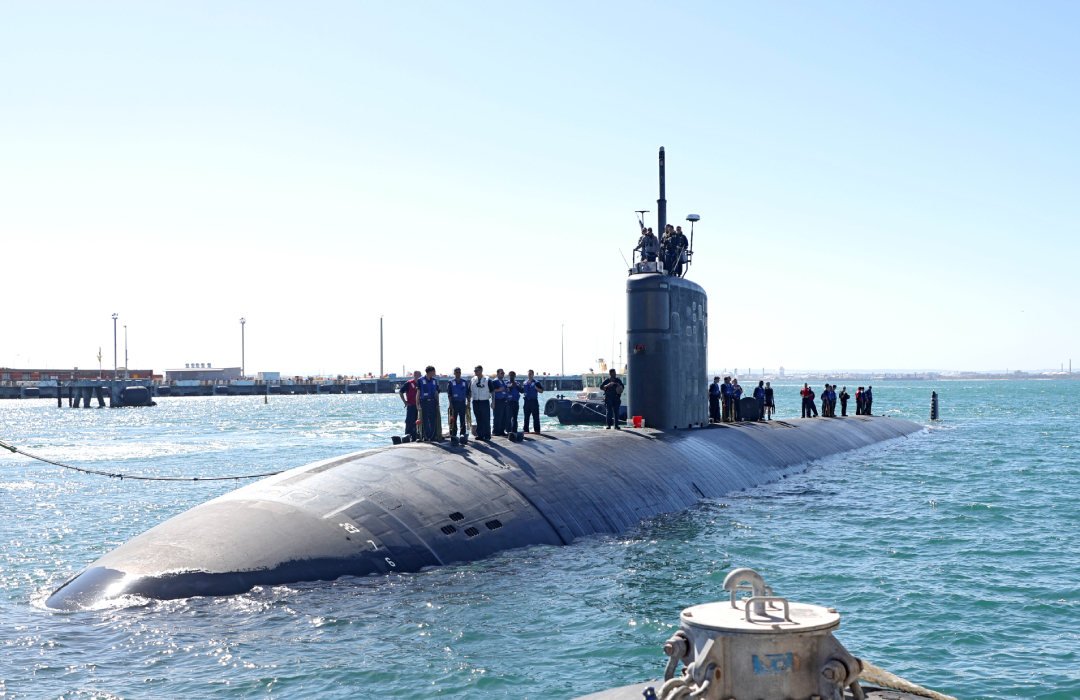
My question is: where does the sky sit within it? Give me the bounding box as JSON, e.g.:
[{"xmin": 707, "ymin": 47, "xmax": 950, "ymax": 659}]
[{"xmin": 2, "ymin": 2, "xmax": 1078, "ymax": 376}]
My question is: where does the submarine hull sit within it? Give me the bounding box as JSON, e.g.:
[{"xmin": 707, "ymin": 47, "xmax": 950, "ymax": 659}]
[{"xmin": 48, "ymin": 416, "xmax": 922, "ymax": 610}]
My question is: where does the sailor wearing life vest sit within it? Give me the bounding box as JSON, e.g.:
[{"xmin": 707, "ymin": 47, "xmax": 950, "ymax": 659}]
[
  {"xmin": 505, "ymin": 371, "xmax": 522, "ymax": 434},
  {"xmin": 753, "ymin": 380, "xmax": 766, "ymax": 421},
  {"xmin": 470, "ymin": 366, "xmax": 492, "ymax": 441},
  {"xmin": 721, "ymin": 376, "xmax": 734, "ymax": 422},
  {"xmin": 447, "ymin": 367, "xmax": 471, "ymax": 438},
  {"xmin": 417, "ymin": 366, "xmax": 440, "ymax": 441},
  {"xmin": 399, "ymin": 370, "xmax": 422, "ymax": 439},
  {"xmin": 521, "ymin": 369, "xmax": 544, "ymax": 434},
  {"xmin": 491, "ymin": 369, "xmax": 508, "ymax": 436},
  {"xmin": 709, "ymin": 376, "xmax": 722, "ymax": 423}
]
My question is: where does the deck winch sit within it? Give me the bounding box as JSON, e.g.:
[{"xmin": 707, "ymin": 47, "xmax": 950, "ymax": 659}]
[{"xmin": 659, "ymin": 568, "xmax": 863, "ymax": 700}]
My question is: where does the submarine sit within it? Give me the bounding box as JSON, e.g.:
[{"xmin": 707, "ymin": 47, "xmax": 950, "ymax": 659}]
[{"xmin": 46, "ymin": 149, "xmax": 923, "ymax": 611}]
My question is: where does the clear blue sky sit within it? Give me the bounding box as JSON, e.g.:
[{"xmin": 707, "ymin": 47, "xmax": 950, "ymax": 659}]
[{"xmin": 2, "ymin": 2, "xmax": 1077, "ymax": 376}]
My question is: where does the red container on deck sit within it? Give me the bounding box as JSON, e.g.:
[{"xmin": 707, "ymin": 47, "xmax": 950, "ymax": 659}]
[{"xmin": 632, "ymin": 416, "xmax": 643, "ymax": 428}]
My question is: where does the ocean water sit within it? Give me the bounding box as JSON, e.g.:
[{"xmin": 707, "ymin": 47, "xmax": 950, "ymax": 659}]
[{"xmin": 1, "ymin": 382, "xmax": 1077, "ymax": 699}]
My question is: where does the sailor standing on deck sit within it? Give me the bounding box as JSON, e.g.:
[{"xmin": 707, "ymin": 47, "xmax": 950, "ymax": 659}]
[
  {"xmin": 721, "ymin": 376, "xmax": 734, "ymax": 422},
  {"xmin": 417, "ymin": 366, "xmax": 440, "ymax": 441},
  {"xmin": 522, "ymin": 370, "xmax": 544, "ymax": 434},
  {"xmin": 471, "ymin": 366, "xmax": 492, "ymax": 440},
  {"xmin": 491, "ymin": 369, "xmax": 508, "ymax": 437},
  {"xmin": 839, "ymin": 386, "xmax": 850, "ymax": 416},
  {"xmin": 754, "ymin": 380, "xmax": 766, "ymax": 421},
  {"xmin": 600, "ymin": 369, "xmax": 624, "ymax": 430},
  {"xmin": 447, "ymin": 367, "xmax": 471, "ymax": 438},
  {"xmin": 732, "ymin": 380, "xmax": 744, "ymax": 421},
  {"xmin": 399, "ymin": 370, "xmax": 421, "ymax": 439},
  {"xmin": 764, "ymin": 381, "xmax": 775, "ymax": 420},
  {"xmin": 800, "ymin": 383, "xmax": 811, "ymax": 418},
  {"xmin": 505, "ymin": 371, "xmax": 522, "ymax": 434},
  {"xmin": 865, "ymin": 386, "xmax": 873, "ymax": 415},
  {"xmin": 709, "ymin": 376, "xmax": 722, "ymax": 423}
]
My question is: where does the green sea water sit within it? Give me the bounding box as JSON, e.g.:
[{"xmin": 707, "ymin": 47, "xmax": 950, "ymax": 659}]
[{"xmin": 1, "ymin": 381, "xmax": 1077, "ymax": 699}]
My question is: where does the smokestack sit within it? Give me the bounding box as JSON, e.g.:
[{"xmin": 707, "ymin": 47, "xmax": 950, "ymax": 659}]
[{"xmin": 657, "ymin": 147, "xmax": 667, "ymax": 239}]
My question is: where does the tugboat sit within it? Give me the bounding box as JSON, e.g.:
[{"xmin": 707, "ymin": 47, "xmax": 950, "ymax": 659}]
[{"xmin": 544, "ymin": 364, "xmax": 628, "ymax": 425}]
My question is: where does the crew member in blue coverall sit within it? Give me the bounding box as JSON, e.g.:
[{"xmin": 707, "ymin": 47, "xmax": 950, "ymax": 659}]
[
  {"xmin": 491, "ymin": 369, "xmax": 508, "ymax": 436},
  {"xmin": 522, "ymin": 370, "xmax": 544, "ymax": 433},
  {"xmin": 447, "ymin": 367, "xmax": 470, "ymax": 438},
  {"xmin": 505, "ymin": 371, "xmax": 522, "ymax": 434},
  {"xmin": 417, "ymin": 366, "xmax": 440, "ymax": 441},
  {"xmin": 721, "ymin": 376, "xmax": 734, "ymax": 422},
  {"xmin": 753, "ymin": 381, "xmax": 766, "ymax": 421},
  {"xmin": 709, "ymin": 376, "xmax": 722, "ymax": 423}
]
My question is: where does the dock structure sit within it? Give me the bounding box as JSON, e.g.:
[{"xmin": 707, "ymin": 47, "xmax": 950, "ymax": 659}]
[{"xmin": 0, "ymin": 376, "xmax": 586, "ymax": 401}]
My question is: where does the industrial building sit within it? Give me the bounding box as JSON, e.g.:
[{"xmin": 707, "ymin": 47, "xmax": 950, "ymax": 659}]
[{"xmin": 165, "ymin": 364, "xmax": 242, "ymax": 381}]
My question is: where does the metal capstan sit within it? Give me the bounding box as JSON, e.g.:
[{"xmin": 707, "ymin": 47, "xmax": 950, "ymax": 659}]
[{"xmin": 658, "ymin": 568, "xmax": 865, "ymax": 700}]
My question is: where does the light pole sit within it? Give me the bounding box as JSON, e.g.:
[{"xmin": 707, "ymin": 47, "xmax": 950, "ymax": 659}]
[
  {"xmin": 561, "ymin": 324, "xmax": 565, "ymax": 377},
  {"xmin": 240, "ymin": 318, "xmax": 246, "ymax": 378},
  {"xmin": 111, "ymin": 313, "xmax": 118, "ymax": 380},
  {"xmin": 380, "ymin": 316, "xmax": 384, "ymax": 378},
  {"xmin": 124, "ymin": 325, "xmax": 128, "ymax": 379}
]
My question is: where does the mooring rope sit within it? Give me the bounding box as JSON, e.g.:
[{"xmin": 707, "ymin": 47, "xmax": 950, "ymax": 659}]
[
  {"xmin": 0, "ymin": 439, "xmax": 283, "ymax": 482},
  {"xmin": 859, "ymin": 660, "xmax": 959, "ymax": 700}
]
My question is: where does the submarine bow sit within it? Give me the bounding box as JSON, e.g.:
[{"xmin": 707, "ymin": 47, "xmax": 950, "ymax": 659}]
[{"xmin": 47, "ymin": 416, "xmax": 921, "ymax": 610}]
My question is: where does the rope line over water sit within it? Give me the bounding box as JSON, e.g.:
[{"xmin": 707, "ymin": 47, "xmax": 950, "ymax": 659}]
[{"xmin": 0, "ymin": 439, "xmax": 284, "ymax": 482}]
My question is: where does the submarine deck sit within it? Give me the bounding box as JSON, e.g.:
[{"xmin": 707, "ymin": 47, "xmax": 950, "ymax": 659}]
[{"xmin": 47, "ymin": 415, "xmax": 923, "ymax": 609}]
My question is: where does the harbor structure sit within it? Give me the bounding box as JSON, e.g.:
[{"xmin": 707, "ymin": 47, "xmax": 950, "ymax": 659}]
[{"xmin": 165, "ymin": 365, "xmax": 243, "ymax": 382}]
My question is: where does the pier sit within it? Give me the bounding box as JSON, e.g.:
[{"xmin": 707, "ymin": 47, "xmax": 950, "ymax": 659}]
[{"xmin": 0, "ymin": 376, "xmax": 586, "ymax": 402}]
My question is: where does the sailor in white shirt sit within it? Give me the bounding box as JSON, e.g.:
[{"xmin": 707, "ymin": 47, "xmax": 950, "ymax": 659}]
[{"xmin": 470, "ymin": 365, "xmax": 492, "ymax": 440}]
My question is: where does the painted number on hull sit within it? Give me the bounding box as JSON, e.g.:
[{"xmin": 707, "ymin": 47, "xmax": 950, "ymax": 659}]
[
  {"xmin": 339, "ymin": 523, "xmax": 360, "ymax": 534},
  {"xmin": 385, "ymin": 557, "xmax": 396, "ymax": 568}
]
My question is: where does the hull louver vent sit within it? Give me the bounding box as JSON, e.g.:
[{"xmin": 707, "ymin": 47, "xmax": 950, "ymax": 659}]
[
  {"xmin": 440, "ymin": 525, "xmax": 457, "ymax": 535},
  {"xmin": 485, "ymin": 520, "xmax": 503, "ymax": 530},
  {"xmin": 464, "ymin": 527, "xmax": 480, "ymax": 537},
  {"xmin": 449, "ymin": 512, "xmax": 465, "ymax": 521}
]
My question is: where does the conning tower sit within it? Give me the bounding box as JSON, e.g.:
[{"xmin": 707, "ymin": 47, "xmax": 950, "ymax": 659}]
[{"xmin": 627, "ymin": 148, "xmax": 707, "ymax": 429}]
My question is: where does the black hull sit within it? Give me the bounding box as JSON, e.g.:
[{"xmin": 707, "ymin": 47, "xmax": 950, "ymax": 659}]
[{"xmin": 48, "ymin": 416, "xmax": 922, "ymax": 610}]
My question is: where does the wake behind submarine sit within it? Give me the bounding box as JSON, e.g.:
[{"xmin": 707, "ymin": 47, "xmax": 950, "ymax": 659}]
[{"xmin": 46, "ymin": 149, "xmax": 922, "ymax": 610}]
